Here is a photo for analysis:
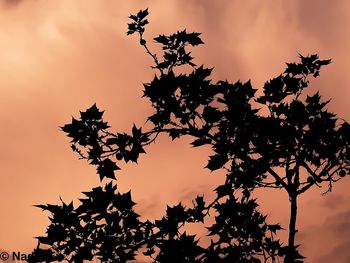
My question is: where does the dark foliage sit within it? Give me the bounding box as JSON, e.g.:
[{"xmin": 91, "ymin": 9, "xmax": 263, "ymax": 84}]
[{"xmin": 31, "ymin": 9, "xmax": 350, "ymax": 263}]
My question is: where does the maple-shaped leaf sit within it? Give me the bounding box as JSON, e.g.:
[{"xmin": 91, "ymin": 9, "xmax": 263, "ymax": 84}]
[
  {"xmin": 60, "ymin": 117, "xmax": 85, "ymax": 142},
  {"xmin": 168, "ymin": 129, "xmax": 182, "ymax": 140},
  {"xmin": 168, "ymin": 203, "xmax": 188, "ymax": 221},
  {"xmin": 214, "ymin": 184, "xmax": 232, "ymax": 198},
  {"xmin": 34, "ymin": 204, "xmax": 61, "ymax": 214},
  {"xmin": 80, "ymin": 103, "xmax": 104, "ymax": 121},
  {"xmin": 205, "ymin": 154, "xmax": 228, "ymax": 171},
  {"xmin": 132, "ymin": 124, "xmax": 142, "ymax": 139},
  {"xmin": 114, "ymin": 191, "xmax": 136, "ymax": 211},
  {"xmin": 316, "ymin": 58, "xmax": 332, "ymax": 66},
  {"xmin": 186, "ymin": 32, "xmax": 204, "ymax": 46},
  {"xmin": 154, "ymin": 34, "xmax": 169, "ymax": 45},
  {"xmin": 190, "ymin": 138, "xmax": 210, "ymax": 147},
  {"xmin": 268, "ymin": 224, "xmax": 284, "ymax": 234},
  {"xmin": 97, "ymin": 158, "xmax": 120, "ymax": 181},
  {"xmin": 137, "ymin": 8, "xmax": 149, "ymax": 21}
]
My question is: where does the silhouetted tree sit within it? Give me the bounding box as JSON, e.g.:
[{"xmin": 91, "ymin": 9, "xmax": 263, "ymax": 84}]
[{"xmin": 30, "ymin": 9, "xmax": 350, "ymax": 263}]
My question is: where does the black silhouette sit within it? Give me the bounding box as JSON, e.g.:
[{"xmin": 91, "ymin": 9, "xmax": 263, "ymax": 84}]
[{"xmin": 30, "ymin": 9, "xmax": 350, "ymax": 263}]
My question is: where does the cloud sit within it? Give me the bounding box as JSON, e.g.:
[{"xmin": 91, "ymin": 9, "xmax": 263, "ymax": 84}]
[
  {"xmin": 317, "ymin": 210, "xmax": 350, "ymax": 262},
  {"xmin": 319, "ymin": 242, "xmax": 350, "ymax": 263},
  {"xmin": 299, "ymin": 208, "xmax": 350, "ymax": 262},
  {"xmin": 2, "ymin": 0, "xmax": 23, "ymax": 8},
  {"xmin": 295, "ymin": 0, "xmax": 346, "ymax": 42},
  {"xmin": 322, "ymin": 193, "xmax": 346, "ymax": 210}
]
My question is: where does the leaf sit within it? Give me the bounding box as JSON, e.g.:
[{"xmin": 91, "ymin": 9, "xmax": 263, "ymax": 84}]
[
  {"xmin": 80, "ymin": 103, "xmax": 104, "ymax": 121},
  {"xmin": 284, "ymin": 62, "xmax": 306, "ymax": 75},
  {"xmin": 268, "ymin": 224, "xmax": 283, "ymax": 234},
  {"xmin": 127, "ymin": 23, "xmax": 137, "ymax": 35},
  {"xmin": 154, "ymin": 34, "xmax": 169, "ymax": 45},
  {"xmin": 132, "ymin": 124, "xmax": 142, "ymax": 138},
  {"xmin": 61, "ymin": 117, "xmax": 85, "ymax": 140},
  {"xmin": 36, "ymin": 236, "xmax": 53, "ymax": 245},
  {"xmin": 137, "ymin": 8, "xmax": 149, "ymax": 21},
  {"xmin": 168, "ymin": 129, "xmax": 182, "ymax": 140},
  {"xmin": 106, "ymin": 137, "xmax": 118, "ymax": 145},
  {"xmin": 34, "ymin": 204, "xmax": 60, "ymax": 214},
  {"xmin": 214, "ymin": 184, "xmax": 232, "ymax": 198},
  {"xmin": 114, "ymin": 191, "xmax": 136, "ymax": 211},
  {"xmin": 128, "ymin": 14, "xmax": 138, "ymax": 22},
  {"xmin": 187, "ymin": 32, "xmax": 204, "ymax": 46},
  {"xmin": 317, "ymin": 58, "xmax": 332, "ymax": 66},
  {"xmin": 205, "ymin": 154, "xmax": 228, "ymax": 171},
  {"xmin": 97, "ymin": 158, "xmax": 120, "ymax": 181},
  {"xmin": 166, "ymin": 202, "xmax": 187, "ymax": 221},
  {"xmin": 190, "ymin": 138, "xmax": 208, "ymax": 147},
  {"xmin": 194, "ymin": 195, "xmax": 205, "ymax": 209}
]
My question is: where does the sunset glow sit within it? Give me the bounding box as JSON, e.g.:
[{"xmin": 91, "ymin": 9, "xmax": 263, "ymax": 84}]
[{"xmin": 1, "ymin": 1, "xmax": 350, "ymax": 262}]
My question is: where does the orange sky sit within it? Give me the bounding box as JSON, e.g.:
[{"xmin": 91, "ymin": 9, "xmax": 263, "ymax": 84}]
[{"xmin": 1, "ymin": 1, "xmax": 350, "ymax": 262}]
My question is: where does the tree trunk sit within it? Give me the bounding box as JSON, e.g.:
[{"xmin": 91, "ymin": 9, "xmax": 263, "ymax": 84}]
[{"xmin": 284, "ymin": 194, "xmax": 298, "ymax": 263}]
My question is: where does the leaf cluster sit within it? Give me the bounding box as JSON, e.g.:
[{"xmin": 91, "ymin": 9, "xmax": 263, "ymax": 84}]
[
  {"xmin": 32, "ymin": 9, "xmax": 350, "ymax": 262},
  {"xmin": 31, "ymin": 183, "xmax": 143, "ymax": 262}
]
